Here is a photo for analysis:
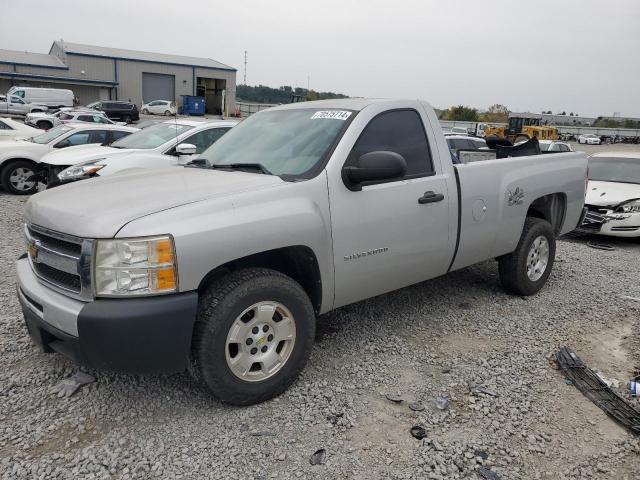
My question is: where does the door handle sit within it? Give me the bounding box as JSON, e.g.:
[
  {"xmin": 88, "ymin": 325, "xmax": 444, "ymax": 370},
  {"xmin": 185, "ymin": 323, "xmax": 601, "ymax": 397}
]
[{"xmin": 418, "ymin": 191, "xmax": 444, "ymax": 204}]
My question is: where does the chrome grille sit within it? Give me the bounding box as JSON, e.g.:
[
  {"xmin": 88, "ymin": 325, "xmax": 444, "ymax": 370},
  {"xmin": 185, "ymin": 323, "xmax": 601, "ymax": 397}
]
[{"xmin": 25, "ymin": 224, "xmax": 93, "ymax": 300}]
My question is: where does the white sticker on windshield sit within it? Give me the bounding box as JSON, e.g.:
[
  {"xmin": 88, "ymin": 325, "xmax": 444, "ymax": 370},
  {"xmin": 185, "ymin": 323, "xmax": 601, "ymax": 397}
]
[{"xmin": 311, "ymin": 110, "xmax": 352, "ymax": 120}]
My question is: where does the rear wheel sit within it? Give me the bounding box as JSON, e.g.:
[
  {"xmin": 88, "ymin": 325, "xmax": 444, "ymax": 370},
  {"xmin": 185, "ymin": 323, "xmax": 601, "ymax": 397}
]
[
  {"xmin": 191, "ymin": 268, "xmax": 315, "ymax": 405},
  {"xmin": 164, "ymin": 110, "xmax": 172, "ymax": 116},
  {"xmin": 498, "ymin": 217, "xmax": 556, "ymax": 296},
  {"xmin": 123, "ymin": 115, "xmax": 132, "ymax": 124},
  {"xmin": 1, "ymin": 160, "xmax": 39, "ymax": 195},
  {"xmin": 142, "ymin": 108, "xmax": 149, "ymax": 115}
]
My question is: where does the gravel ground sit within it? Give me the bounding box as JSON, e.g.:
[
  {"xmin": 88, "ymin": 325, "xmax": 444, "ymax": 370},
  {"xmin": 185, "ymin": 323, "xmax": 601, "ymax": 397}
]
[{"xmin": 1, "ymin": 180, "xmax": 640, "ymax": 479}]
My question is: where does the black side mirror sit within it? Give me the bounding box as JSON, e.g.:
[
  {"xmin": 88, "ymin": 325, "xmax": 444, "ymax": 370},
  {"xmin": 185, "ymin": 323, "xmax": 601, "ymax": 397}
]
[{"xmin": 342, "ymin": 151, "xmax": 407, "ymax": 191}]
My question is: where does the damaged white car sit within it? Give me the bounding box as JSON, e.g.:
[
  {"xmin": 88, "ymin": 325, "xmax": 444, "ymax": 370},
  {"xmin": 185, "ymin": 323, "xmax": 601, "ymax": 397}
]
[{"xmin": 581, "ymin": 152, "xmax": 640, "ymax": 237}]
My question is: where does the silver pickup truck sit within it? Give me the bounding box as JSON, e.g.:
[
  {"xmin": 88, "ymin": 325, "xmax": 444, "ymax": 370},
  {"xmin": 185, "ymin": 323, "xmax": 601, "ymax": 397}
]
[{"xmin": 16, "ymin": 99, "xmax": 588, "ymax": 405}]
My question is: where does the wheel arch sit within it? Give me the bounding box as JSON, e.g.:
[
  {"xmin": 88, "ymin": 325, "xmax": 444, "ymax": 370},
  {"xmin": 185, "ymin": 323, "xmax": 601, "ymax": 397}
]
[
  {"xmin": 526, "ymin": 192, "xmax": 567, "ymax": 235},
  {"xmin": 196, "ymin": 245, "xmax": 323, "ymax": 314},
  {"xmin": 0, "ymin": 157, "xmax": 39, "ymax": 176}
]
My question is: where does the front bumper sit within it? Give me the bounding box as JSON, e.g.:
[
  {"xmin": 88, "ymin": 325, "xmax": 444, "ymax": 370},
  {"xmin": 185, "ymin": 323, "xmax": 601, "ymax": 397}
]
[
  {"xmin": 578, "ymin": 207, "xmax": 640, "ymax": 237},
  {"xmin": 17, "ymin": 257, "xmax": 198, "ymax": 373}
]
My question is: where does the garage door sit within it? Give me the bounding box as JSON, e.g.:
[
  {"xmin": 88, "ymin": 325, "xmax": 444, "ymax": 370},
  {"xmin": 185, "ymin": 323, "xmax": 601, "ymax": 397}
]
[{"xmin": 142, "ymin": 73, "xmax": 175, "ymax": 103}]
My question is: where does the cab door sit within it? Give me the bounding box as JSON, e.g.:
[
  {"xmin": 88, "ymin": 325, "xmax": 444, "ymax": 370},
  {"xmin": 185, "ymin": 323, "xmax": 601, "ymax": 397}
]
[{"xmin": 328, "ymin": 107, "xmax": 453, "ymax": 308}]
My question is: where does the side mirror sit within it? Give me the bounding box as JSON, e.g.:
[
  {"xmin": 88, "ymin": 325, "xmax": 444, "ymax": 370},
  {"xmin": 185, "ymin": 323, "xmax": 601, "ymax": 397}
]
[
  {"xmin": 54, "ymin": 139, "xmax": 71, "ymax": 148},
  {"xmin": 342, "ymin": 151, "xmax": 407, "ymax": 191},
  {"xmin": 175, "ymin": 143, "xmax": 197, "ymax": 156}
]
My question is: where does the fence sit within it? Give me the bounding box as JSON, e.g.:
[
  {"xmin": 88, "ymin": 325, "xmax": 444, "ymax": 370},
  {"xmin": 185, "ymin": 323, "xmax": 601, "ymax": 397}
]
[{"xmin": 235, "ymin": 101, "xmax": 278, "ymax": 118}]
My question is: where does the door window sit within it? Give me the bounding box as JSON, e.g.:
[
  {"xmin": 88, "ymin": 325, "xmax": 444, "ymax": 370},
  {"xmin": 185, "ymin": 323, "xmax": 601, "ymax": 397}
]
[
  {"xmin": 62, "ymin": 132, "xmax": 92, "ymax": 146},
  {"xmin": 10, "ymin": 96, "xmax": 25, "ymax": 104},
  {"xmin": 183, "ymin": 127, "xmax": 231, "ymax": 154},
  {"xmin": 89, "ymin": 130, "xmax": 108, "ymax": 144},
  {"xmin": 108, "ymin": 130, "xmax": 132, "ymax": 143},
  {"xmin": 77, "ymin": 115, "xmax": 94, "ymax": 122},
  {"xmin": 94, "ymin": 115, "xmax": 110, "ymax": 123},
  {"xmin": 348, "ymin": 109, "xmax": 434, "ymax": 179},
  {"xmin": 0, "ymin": 120, "xmax": 11, "ymax": 130}
]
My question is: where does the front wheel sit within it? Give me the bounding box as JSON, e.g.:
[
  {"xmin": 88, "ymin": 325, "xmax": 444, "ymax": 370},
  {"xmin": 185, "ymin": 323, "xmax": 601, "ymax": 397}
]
[
  {"xmin": 1, "ymin": 160, "xmax": 39, "ymax": 195},
  {"xmin": 122, "ymin": 115, "xmax": 132, "ymax": 124},
  {"xmin": 191, "ymin": 268, "xmax": 315, "ymax": 405},
  {"xmin": 142, "ymin": 108, "xmax": 149, "ymax": 115},
  {"xmin": 498, "ymin": 217, "xmax": 556, "ymax": 296}
]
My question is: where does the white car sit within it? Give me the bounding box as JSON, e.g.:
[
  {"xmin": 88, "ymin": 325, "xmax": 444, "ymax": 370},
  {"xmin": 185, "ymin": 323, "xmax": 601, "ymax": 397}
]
[
  {"xmin": 0, "ymin": 123, "xmax": 138, "ymax": 195},
  {"xmin": 538, "ymin": 140, "xmax": 574, "ymax": 152},
  {"xmin": 26, "ymin": 108, "xmax": 117, "ymax": 130},
  {"xmin": 141, "ymin": 100, "xmax": 176, "ymax": 116},
  {"xmin": 42, "ymin": 119, "xmax": 238, "ymax": 185},
  {"xmin": 578, "ymin": 134, "xmax": 601, "ymax": 145},
  {"xmin": 0, "ymin": 118, "xmax": 41, "ymax": 141},
  {"xmin": 581, "ymin": 152, "xmax": 640, "ymax": 237}
]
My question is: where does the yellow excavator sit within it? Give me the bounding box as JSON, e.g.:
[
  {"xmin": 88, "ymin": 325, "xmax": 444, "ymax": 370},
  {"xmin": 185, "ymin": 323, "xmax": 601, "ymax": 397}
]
[{"xmin": 483, "ymin": 113, "xmax": 558, "ymax": 143}]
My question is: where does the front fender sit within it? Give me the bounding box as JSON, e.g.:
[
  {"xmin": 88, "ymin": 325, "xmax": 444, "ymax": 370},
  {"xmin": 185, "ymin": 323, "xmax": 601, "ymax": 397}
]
[{"xmin": 117, "ymin": 172, "xmax": 335, "ymax": 313}]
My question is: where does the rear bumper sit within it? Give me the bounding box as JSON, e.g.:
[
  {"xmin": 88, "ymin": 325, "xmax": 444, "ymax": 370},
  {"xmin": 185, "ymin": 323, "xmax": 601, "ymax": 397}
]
[{"xmin": 17, "ymin": 258, "xmax": 198, "ymax": 373}]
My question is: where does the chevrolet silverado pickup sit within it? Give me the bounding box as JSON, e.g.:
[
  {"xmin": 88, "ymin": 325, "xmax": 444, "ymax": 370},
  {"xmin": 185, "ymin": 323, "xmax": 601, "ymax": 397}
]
[{"xmin": 16, "ymin": 99, "xmax": 588, "ymax": 405}]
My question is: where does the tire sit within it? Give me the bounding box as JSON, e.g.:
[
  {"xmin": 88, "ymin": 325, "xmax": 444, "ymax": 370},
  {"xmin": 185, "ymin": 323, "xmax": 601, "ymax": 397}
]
[
  {"xmin": 164, "ymin": 110, "xmax": 172, "ymax": 116},
  {"xmin": 1, "ymin": 160, "xmax": 39, "ymax": 195},
  {"xmin": 191, "ymin": 268, "xmax": 315, "ymax": 405},
  {"xmin": 122, "ymin": 115, "xmax": 132, "ymax": 124},
  {"xmin": 498, "ymin": 217, "xmax": 556, "ymax": 296},
  {"xmin": 142, "ymin": 109, "xmax": 149, "ymax": 115},
  {"xmin": 36, "ymin": 121, "xmax": 52, "ymax": 130}
]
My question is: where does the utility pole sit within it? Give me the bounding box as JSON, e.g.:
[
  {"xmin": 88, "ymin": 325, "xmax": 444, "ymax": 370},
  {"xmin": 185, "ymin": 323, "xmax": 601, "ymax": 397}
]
[{"xmin": 243, "ymin": 50, "xmax": 247, "ymax": 85}]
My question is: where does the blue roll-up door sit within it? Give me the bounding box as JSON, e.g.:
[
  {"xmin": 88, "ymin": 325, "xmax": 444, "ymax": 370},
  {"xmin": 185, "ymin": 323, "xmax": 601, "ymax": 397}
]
[{"xmin": 142, "ymin": 73, "xmax": 175, "ymax": 103}]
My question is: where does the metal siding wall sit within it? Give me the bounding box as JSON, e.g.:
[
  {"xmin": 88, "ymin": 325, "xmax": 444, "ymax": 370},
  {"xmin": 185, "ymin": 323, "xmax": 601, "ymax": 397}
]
[
  {"xmin": 117, "ymin": 60, "xmax": 192, "ymax": 106},
  {"xmin": 193, "ymin": 67, "xmax": 236, "ymax": 115},
  {"xmin": 65, "ymin": 55, "xmax": 115, "ymax": 81}
]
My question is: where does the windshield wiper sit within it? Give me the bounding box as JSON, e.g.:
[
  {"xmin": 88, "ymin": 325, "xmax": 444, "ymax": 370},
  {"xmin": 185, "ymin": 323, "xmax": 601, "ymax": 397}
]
[
  {"xmin": 185, "ymin": 158, "xmax": 208, "ymax": 168},
  {"xmin": 210, "ymin": 163, "xmax": 273, "ymax": 175}
]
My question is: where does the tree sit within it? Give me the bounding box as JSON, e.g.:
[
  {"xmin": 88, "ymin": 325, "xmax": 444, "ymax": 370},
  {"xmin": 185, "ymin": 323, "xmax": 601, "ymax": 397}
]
[
  {"xmin": 443, "ymin": 105, "xmax": 479, "ymax": 122},
  {"xmin": 482, "ymin": 104, "xmax": 509, "ymax": 122}
]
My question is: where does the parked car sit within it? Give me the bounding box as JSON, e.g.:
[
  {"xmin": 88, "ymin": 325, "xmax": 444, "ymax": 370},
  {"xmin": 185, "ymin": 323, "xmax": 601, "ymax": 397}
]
[
  {"xmin": 53, "ymin": 120, "xmax": 237, "ymax": 185},
  {"xmin": 0, "ymin": 94, "xmax": 48, "ymax": 115},
  {"xmin": 26, "ymin": 108, "xmax": 118, "ymax": 130},
  {"xmin": 446, "ymin": 135, "xmax": 488, "ymax": 162},
  {"xmin": 580, "ymin": 152, "xmax": 640, "ymax": 237},
  {"xmin": 16, "ymin": 99, "xmax": 588, "ymax": 405},
  {"xmin": 538, "ymin": 140, "xmax": 573, "ymax": 152},
  {"xmin": 6, "ymin": 86, "xmax": 74, "ymax": 109},
  {"xmin": 141, "ymin": 100, "xmax": 176, "ymax": 116},
  {"xmin": 0, "ymin": 123, "xmax": 138, "ymax": 194},
  {"xmin": 87, "ymin": 101, "xmax": 139, "ymax": 123},
  {"xmin": 40, "ymin": 120, "xmax": 236, "ymax": 184},
  {"xmin": 578, "ymin": 134, "xmax": 601, "ymax": 145},
  {"xmin": 0, "ymin": 118, "xmax": 41, "ymax": 141}
]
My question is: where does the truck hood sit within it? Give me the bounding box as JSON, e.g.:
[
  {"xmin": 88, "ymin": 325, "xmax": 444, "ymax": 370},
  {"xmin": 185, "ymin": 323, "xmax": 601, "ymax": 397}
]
[
  {"xmin": 25, "ymin": 167, "xmax": 285, "ymax": 238},
  {"xmin": 40, "ymin": 145, "xmax": 139, "ymax": 166},
  {"xmin": 586, "ymin": 180, "xmax": 640, "ymax": 208}
]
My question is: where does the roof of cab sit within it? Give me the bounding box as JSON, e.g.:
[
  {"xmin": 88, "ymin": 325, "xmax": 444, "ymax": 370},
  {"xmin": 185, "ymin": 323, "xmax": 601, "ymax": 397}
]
[{"xmin": 268, "ymin": 98, "xmax": 410, "ymax": 112}]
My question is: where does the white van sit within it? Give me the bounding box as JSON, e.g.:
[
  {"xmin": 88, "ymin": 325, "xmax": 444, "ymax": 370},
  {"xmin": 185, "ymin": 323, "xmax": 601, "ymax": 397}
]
[{"xmin": 7, "ymin": 87, "xmax": 74, "ymax": 109}]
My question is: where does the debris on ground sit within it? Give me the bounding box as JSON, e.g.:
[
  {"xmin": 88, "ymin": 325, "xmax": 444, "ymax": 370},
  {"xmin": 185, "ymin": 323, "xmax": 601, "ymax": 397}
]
[
  {"xmin": 408, "ymin": 402, "xmax": 425, "ymax": 412},
  {"xmin": 309, "ymin": 448, "xmax": 326, "ymax": 465},
  {"xmin": 478, "ymin": 467, "xmax": 502, "ymax": 479},
  {"xmin": 555, "ymin": 346, "xmax": 640, "ymax": 434},
  {"xmin": 587, "ymin": 241, "xmax": 615, "ymax": 251},
  {"xmin": 49, "ymin": 371, "xmax": 95, "ymax": 398},
  {"xmin": 435, "ymin": 394, "xmax": 450, "ymax": 410},
  {"xmin": 385, "ymin": 392, "xmax": 403, "ymax": 403},
  {"xmin": 410, "ymin": 426, "xmax": 427, "ymax": 440}
]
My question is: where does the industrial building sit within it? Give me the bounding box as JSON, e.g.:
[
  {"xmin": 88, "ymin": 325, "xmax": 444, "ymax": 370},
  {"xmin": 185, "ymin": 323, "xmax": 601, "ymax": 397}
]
[{"xmin": 0, "ymin": 41, "xmax": 236, "ymax": 115}]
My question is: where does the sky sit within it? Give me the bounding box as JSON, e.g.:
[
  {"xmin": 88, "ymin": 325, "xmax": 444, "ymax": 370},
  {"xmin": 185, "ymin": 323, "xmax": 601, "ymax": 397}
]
[{"xmin": 3, "ymin": 0, "xmax": 639, "ymax": 117}]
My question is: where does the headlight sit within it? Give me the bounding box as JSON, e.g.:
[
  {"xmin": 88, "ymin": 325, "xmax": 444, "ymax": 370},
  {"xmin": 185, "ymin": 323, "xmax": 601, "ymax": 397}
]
[
  {"xmin": 615, "ymin": 199, "xmax": 640, "ymax": 213},
  {"xmin": 57, "ymin": 162, "xmax": 105, "ymax": 181},
  {"xmin": 94, "ymin": 236, "xmax": 177, "ymax": 297}
]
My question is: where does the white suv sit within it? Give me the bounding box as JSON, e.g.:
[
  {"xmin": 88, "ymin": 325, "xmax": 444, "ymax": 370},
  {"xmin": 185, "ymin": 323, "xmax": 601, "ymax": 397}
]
[{"xmin": 26, "ymin": 109, "xmax": 117, "ymax": 130}]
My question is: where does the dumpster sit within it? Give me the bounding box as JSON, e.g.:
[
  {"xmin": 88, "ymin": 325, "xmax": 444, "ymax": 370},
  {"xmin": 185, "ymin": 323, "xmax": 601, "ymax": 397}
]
[{"xmin": 179, "ymin": 95, "xmax": 205, "ymax": 116}]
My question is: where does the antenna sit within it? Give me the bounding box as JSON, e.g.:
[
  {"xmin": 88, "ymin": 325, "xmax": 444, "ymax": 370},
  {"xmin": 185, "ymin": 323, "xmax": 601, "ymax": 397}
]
[{"xmin": 243, "ymin": 50, "xmax": 247, "ymax": 85}]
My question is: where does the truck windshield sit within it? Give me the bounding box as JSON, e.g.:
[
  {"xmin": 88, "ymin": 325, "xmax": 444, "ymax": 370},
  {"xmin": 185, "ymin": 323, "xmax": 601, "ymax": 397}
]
[
  {"xmin": 200, "ymin": 109, "xmax": 354, "ymax": 177},
  {"xmin": 31, "ymin": 125, "xmax": 73, "ymax": 144},
  {"xmin": 110, "ymin": 123, "xmax": 193, "ymax": 149},
  {"xmin": 589, "ymin": 158, "xmax": 640, "ymax": 185}
]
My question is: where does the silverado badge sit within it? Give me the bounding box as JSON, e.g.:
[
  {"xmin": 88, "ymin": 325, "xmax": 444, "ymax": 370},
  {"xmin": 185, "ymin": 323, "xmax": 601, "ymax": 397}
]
[{"xmin": 507, "ymin": 187, "xmax": 525, "ymax": 206}]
